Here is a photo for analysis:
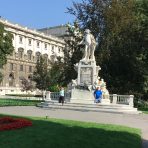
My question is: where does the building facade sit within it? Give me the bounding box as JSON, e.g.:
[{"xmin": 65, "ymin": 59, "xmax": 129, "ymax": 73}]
[{"xmin": 0, "ymin": 19, "xmax": 65, "ymax": 95}]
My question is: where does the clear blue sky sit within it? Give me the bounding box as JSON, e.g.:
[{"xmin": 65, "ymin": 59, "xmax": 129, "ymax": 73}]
[{"xmin": 0, "ymin": 0, "xmax": 81, "ymax": 29}]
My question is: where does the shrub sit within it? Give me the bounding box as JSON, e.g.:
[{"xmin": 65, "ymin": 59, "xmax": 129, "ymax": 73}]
[{"xmin": 48, "ymin": 85, "xmax": 59, "ymax": 92}]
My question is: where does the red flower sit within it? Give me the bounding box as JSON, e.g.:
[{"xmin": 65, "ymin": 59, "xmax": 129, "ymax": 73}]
[{"xmin": 0, "ymin": 116, "xmax": 32, "ymax": 131}]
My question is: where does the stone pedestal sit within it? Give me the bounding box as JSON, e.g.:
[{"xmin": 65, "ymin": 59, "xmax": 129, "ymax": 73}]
[
  {"xmin": 101, "ymin": 98, "xmax": 110, "ymax": 104},
  {"xmin": 76, "ymin": 60, "xmax": 101, "ymax": 86},
  {"xmin": 70, "ymin": 88, "xmax": 95, "ymax": 104},
  {"xmin": 45, "ymin": 91, "xmax": 51, "ymax": 101},
  {"xmin": 70, "ymin": 60, "xmax": 110, "ymax": 104},
  {"xmin": 101, "ymin": 94, "xmax": 110, "ymax": 104},
  {"xmin": 70, "ymin": 89, "xmax": 111, "ymax": 104}
]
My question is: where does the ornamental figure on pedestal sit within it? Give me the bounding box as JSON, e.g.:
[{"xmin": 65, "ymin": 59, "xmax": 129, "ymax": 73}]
[{"xmin": 79, "ymin": 29, "xmax": 96, "ymax": 61}]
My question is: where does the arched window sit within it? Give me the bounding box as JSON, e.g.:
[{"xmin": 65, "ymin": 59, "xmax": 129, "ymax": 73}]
[
  {"xmin": 9, "ymin": 73, "xmax": 15, "ymax": 87},
  {"xmin": 51, "ymin": 45, "xmax": 54, "ymax": 54},
  {"xmin": 27, "ymin": 50, "xmax": 32, "ymax": 60},
  {"xmin": 43, "ymin": 54, "xmax": 48, "ymax": 63},
  {"xmin": 35, "ymin": 52, "xmax": 41, "ymax": 61},
  {"xmin": 19, "ymin": 36, "xmax": 23, "ymax": 44}
]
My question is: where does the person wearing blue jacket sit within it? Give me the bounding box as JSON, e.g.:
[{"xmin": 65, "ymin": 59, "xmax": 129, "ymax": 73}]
[{"xmin": 94, "ymin": 87, "xmax": 102, "ymax": 103}]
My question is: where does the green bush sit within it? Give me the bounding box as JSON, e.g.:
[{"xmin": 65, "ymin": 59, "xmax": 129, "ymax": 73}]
[
  {"xmin": 48, "ymin": 85, "xmax": 59, "ymax": 92},
  {"xmin": 134, "ymin": 99, "xmax": 148, "ymax": 108}
]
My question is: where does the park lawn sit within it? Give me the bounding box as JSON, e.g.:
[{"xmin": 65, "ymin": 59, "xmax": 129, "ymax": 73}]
[
  {"xmin": 0, "ymin": 99, "xmax": 42, "ymax": 106},
  {"xmin": 0, "ymin": 115, "xmax": 141, "ymax": 148}
]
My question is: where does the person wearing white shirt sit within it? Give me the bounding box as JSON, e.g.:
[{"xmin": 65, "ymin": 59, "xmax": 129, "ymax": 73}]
[{"xmin": 59, "ymin": 87, "xmax": 64, "ymax": 105}]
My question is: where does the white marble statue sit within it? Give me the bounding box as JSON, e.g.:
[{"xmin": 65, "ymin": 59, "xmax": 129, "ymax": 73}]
[
  {"xmin": 101, "ymin": 85, "xmax": 109, "ymax": 99},
  {"xmin": 79, "ymin": 29, "xmax": 96, "ymax": 61}
]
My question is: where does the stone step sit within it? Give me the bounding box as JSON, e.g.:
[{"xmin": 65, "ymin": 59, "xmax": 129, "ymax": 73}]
[
  {"xmin": 38, "ymin": 101, "xmax": 140, "ymax": 114},
  {"xmin": 42, "ymin": 101, "xmax": 136, "ymax": 108}
]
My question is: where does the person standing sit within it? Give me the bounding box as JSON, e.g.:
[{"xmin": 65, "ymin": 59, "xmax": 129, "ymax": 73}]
[
  {"xmin": 59, "ymin": 87, "xmax": 65, "ymax": 105},
  {"xmin": 94, "ymin": 87, "xmax": 102, "ymax": 103}
]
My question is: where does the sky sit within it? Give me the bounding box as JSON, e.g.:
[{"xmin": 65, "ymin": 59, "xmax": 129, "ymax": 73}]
[{"xmin": 0, "ymin": 0, "xmax": 81, "ymax": 29}]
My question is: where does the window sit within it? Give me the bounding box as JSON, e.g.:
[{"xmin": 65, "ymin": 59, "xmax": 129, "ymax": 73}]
[
  {"xmin": 36, "ymin": 52, "xmax": 41, "ymax": 61},
  {"xmin": 9, "ymin": 73, "xmax": 14, "ymax": 87},
  {"xmin": 29, "ymin": 66, "xmax": 32, "ymax": 72},
  {"xmin": 43, "ymin": 54, "xmax": 48, "ymax": 63},
  {"xmin": 27, "ymin": 50, "xmax": 32, "ymax": 60},
  {"xmin": 51, "ymin": 46, "xmax": 54, "ymax": 54},
  {"xmin": 20, "ymin": 65, "xmax": 23, "ymax": 71},
  {"xmin": 18, "ymin": 48, "xmax": 24, "ymax": 58},
  {"xmin": 10, "ymin": 63, "xmax": 13, "ymax": 71},
  {"xmin": 45, "ymin": 43, "xmax": 47, "ymax": 49},
  {"xmin": 37, "ymin": 41, "xmax": 40, "ymax": 48},
  {"xmin": 28, "ymin": 39, "xmax": 31, "ymax": 46},
  {"xmin": 58, "ymin": 47, "xmax": 61, "ymax": 53},
  {"xmin": 19, "ymin": 36, "xmax": 23, "ymax": 44}
]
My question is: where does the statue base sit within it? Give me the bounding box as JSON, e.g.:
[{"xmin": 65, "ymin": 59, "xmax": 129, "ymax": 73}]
[
  {"xmin": 75, "ymin": 60, "xmax": 101, "ymax": 86},
  {"xmin": 101, "ymin": 98, "xmax": 110, "ymax": 104},
  {"xmin": 70, "ymin": 88, "xmax": 95, "ymax": 104},
  {"xmin": 70, "ymin": 88, "xmax": 110, "ymax": 104},
  {"xmin": 70, "ymin": 59, "xmax": 110, "ymax": 104}
]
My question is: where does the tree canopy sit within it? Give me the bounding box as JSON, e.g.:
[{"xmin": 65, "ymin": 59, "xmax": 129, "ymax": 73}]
[
  {"xmin": 0, "ymin": 23, "xmax": 14, "ymax": 81},
  {"xmin": 49, "ymin": 21, "xmax": 84, "ymax": 86},
  {"xmin": 32, "ymin": 56, "xmax": 50, "ymax": 91}
]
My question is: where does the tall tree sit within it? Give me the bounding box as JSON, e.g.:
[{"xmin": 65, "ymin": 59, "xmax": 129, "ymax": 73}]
[
  {"xmin": 49, "ymin": 21, "xmax": 83, "ymax": 86},
  {"xmin": 32, "ymin": 56, "xmax": 50, "ymax": 92},
  {"xmin": 0, "ymin": 23, "xmax": 14, "ymax": 81},
  {"xmin": 67, "ymin": 0, "xmax": 110, "ymax": 41},
  {"xmin": 99, "ymin": 0, "xmax": 148, "ymax": 98}
]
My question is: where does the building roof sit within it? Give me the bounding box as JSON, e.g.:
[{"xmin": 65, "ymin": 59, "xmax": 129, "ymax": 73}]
[
  {"xmin": 38, "ymin": 25, "xmax": 68, "ymax": 38},
  {"xmin": 0, "ymin": 18, "xmax": 65, "ymax": 44}
]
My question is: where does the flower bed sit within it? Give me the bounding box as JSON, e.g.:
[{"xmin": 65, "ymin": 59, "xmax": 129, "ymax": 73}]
[{"xmin": 0, "ymin": 117, "xmax": 32, "ymax": 131}]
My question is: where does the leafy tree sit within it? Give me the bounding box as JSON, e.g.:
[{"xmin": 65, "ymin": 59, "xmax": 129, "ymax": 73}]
[
  {"xmin": 47, "ymin": 58, "xmax": 63, "ymax": 90},
  {"xmin": 49, "ymin": 21, "xmax": 83, "ymax": 86},
  {"xmin": 0, "ymin": 23, "xmax": 14, "ymax": 81},
  {"xmin": 67, "ymin": 0, "xmax": 110, "ymax": 40},
  {"xmin": 98, "ymin": 0, "xmax": 148, "ymax": 98},
  {"xmin": 21, "ymin": 77, "xmax": 34, "ymax": 94},
  {"xmin": 33, "ymin": 56, "xmax": 50, "ymax": 92}
]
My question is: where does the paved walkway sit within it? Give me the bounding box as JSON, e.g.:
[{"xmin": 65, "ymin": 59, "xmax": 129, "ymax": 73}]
[{"xmin": 0, "ymin": 106, "xmax": 148, "ymax": 148}]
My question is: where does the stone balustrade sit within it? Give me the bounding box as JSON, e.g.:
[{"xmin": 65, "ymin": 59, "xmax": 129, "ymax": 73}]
[
  {"xmin": 110, "ymin": 94, "xmax": 134, "ymax": 107},
  {"xmin": 0, "ymin": 92, "xmax": 134, "ymax": 107},
  {"xmin": 49, "ymin": 92, "xmax": 134, "ymax": 106}
]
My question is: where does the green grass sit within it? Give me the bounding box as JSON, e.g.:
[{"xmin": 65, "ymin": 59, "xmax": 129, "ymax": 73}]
[
  {"xmin": 0, "ymin": 99, "xmax": 42, "ymax": 106},
  {"xmin": 0, "ymin": 115, "xmax": 141, "ymax": 148}
]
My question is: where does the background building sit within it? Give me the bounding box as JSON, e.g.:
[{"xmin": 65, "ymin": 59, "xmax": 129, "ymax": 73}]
[
  {"xmin": 0, "ymin": 18, "xmax": 66, "ymax": 95},
  {"xmin": 38, "ymin": 25, "xmax": 68, "ymax": 38}
]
